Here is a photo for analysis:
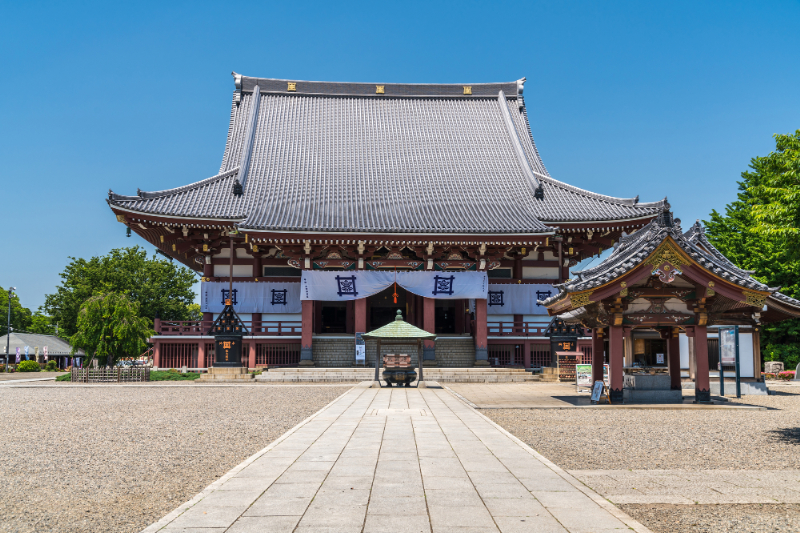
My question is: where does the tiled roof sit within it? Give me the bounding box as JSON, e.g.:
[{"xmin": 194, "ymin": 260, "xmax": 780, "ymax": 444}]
[
  {"xmin": 108, "ymin": 74, "xmax": 667, "ymax": 234},
  {"xmin": 0, "ymin": 333, "xmax": 83, "ymax": 355},
  {"xmin": 538, "ymin": 214, "xmax": 799, "ymax": 310}
]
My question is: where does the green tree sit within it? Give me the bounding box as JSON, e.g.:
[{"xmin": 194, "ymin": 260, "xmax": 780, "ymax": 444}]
[
  {"xmin": 748, "ymin": 130, "xmax": 800, "ymax": 249},
  {"xmin": 44, "ymin": 246, "xmax": 197, "ymax": 337},
  {"xmin": 28, "ymin": 311, "xmax": 55, "ymax": 335},
  {"xmin": 70, "ymin": 292, "xmax": 153, "ymax": 367},
  {"xmin": 0, "ymin": 287, "xmax": 32, "ymax": 336},
  {"xmin": 705, "ymin": 130, "xmax": 800, "ymax": 370}
]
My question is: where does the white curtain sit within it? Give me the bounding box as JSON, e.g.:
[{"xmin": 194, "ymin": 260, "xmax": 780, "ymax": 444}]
[
  {"xmin": 201, "ymin": 282, "xmax": 301, "ymax": 313},
  {"xmin": 301, "ymin": 271, "xmax": 488, "ymax": 301}
]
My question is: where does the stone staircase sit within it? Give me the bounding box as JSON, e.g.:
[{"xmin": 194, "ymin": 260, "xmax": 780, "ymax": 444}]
[
  {"xmin": 255, "ymin": 367, "xmax": 540, "ymax": 383},
  {"xmin": 196, "ymin": 367, "xmax": 255, "ymax": 383}
]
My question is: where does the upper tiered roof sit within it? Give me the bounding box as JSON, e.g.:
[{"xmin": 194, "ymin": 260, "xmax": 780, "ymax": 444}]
[{"xmin": 108, "ymin": 73, "xmax": 667, "ymax": 235}]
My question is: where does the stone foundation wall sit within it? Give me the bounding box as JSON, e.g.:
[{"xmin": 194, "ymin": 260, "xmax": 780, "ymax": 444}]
[{"xmin": 311, "ymin": 336, "xmax": 476, "ymax": 367}]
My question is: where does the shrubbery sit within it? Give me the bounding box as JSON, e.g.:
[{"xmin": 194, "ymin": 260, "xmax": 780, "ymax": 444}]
[
  {"xmin": 16, "ymin": 360, "xmax": 41, "ymax": 372},
  {"xmin": 44, "ymin": 360, "xmax": 58, "ymax": 372},
  {"xmin": 763, "ymin": 343, "xmax": 800, "ymax": 373}
]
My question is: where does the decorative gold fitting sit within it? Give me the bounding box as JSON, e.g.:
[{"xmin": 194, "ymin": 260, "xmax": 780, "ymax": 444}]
[
  {"xmin": 376, "ymin": 85, "xmax": 384, "ymax": 94},
  {"xmin": 116, "ymin": 214, "xmax": 126, "ymax": 223},
  {"xmin": 245, "ymin": 234, "xmax": 249, "ymax": 243},
  {"xmin": 225, "ymin": 299, "xmax": 232, "ymax": 306},
  {"xmin": 252, "ymin": 244, "xmax": 259, "ymax": 252},
  {"xmin": 202, "ymin": 244, "xmax": 208, "ymax": 252},
  {"xmin": 463, "ymin": 86, "xmax": 472, "ymax": 95},
  {"xmin": 160, "ymin": 235, "xmax": 164, "ymax": 243},
  {"xmin": 568, "ymin": 247, "xmax": 573, "ymax": 255},
  {"xmin": 171, "ymin": 244, "xmax": 176, "ymax": 252},
  {"xmin": 287, "ymin": 82, "xmax": 296, "ymax": 91}
]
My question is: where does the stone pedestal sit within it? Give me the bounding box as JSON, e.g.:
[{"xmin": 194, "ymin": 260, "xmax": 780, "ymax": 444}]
[
  {"xmin": 196, "ymin": 367, "xmax": 254, "ymax": 383},
  {"xmin": 623, "ymin": 373, "xmax": 682, "ymax": 403}
]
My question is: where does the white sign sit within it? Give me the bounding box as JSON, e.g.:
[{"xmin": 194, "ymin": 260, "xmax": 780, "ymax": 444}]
[
  {"xmin": 656, "ymin": 353, "xmax": 664, "ymax": 365},
  {"xmin": 591, "ymin": 381, "xmax": 604, "ymax": 402},
  {"xmin": 576, "ymin": 364, "xmax": 593, "ymax": 387}
]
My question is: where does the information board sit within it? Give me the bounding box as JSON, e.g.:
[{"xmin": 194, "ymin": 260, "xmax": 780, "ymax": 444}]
[
  {"xmin": 576, "ymin": 364, "xmax": 592, "ymax": 387},
  {"xmin": 720, "ymin": 328, "xmax": 737, "ymax": 365},
  {"xmin": 355, "ymin": 332, "xmax": 365, "ymax": 365},
  {"xmin": 591, "ymin": 381, "xmax": 604, "ymax": 403}
]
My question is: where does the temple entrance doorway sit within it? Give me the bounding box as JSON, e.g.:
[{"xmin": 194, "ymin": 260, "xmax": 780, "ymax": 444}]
[
  {"xmin": 435, "ymin": 301, "xmax": 456, "ymax": 334},
  {"xmin": 319, "ymin": 301, "xmax": 348, "ymax": 333},
  {"xmin": 369, "ymin": 285, "xmax": 409, "ymax": 330}
]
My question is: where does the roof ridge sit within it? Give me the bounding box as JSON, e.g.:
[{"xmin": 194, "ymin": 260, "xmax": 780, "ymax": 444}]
[
  {"xmin": 234, "ymin": 73, "xmax": 524, "ymax": 99},
  {"xmin": 110, "ymin": 167, "xmax": 240, "ymax": 201},
  {"xmin": 538, "ymin": 174, "xmax": 667, "ymax": 208}
]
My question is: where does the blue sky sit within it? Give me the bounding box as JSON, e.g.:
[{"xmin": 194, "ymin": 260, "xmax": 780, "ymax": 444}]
[{"xmin": 2, "ymin": 0, "xmax": 799, "ymax": 311}]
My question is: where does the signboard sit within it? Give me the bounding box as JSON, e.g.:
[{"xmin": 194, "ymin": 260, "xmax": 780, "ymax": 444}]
[
  {"xmin": 214, "ymin": 336, "xmax": 242, "ymax": 366},
  {"xmin": 557, "ymin": 352, "xmax": 580, "ymax": 381},
  {"xmin": 591, "ymin": 381, "xmax": 604, "ymax": 403},
  {"xmin": 720, "ymin": 328, "xmax": 737, "ymax": 365},
  {"xmin": 656, "ymin": 352, "xmax": 664, "ymax": 365},
  {"xmin": 355, "ymin": 332, "xmax": 365, "ymax": 365},
  {"xmin": 576, "ymin": 364, "xmax": 592, "ymax": 387}
]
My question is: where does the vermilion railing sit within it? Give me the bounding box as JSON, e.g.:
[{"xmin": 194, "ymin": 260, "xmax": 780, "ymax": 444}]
[
  {"xmin": 156, "ymin": 320, "xmax": 302, "ymax": 336},
  {"xmin": 486, "ymin": 322, "xmax": 549, "ymax": 336}
]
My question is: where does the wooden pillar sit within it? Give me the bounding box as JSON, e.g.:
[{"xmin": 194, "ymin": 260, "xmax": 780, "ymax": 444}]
[
  {"xmin": 355, "ymin": 298, "xmax": 366, "ymax": 333},
  {"xmin": 252, "ymin": 312, "xmax": 262, "ymax": 335},
  {"xmin": 668, "ymin": 331, "xmax": 681, "ymax": 390},
  {"xmin": 592, "ymin": 328, "xmax": 605, "ymax": 385},
  {"xmin": 153, "ymin": 340, "xmax": 161, "ymax": 369},
  {"xmin": 557, "ymin": 241, "xmax": 564, "ymax": 283},
  {"xmin": 248, "ymin": 342, "xmax": 256, "ymax": 370},
  {"xmin": 753, "ymin": 328, "xmax": 762, "ymax": 381},
  {"xmin": 608, "ymin": 325, "xmax": 624, "ymax": 402},
  {"xmin": 694, "ymin": 325, "xmax": 711, "ymax": 402},
  {"xmin": 197, "ymin": 341, "xmax": 205, "ymax": 369},
  {"xmin": 423, "ymin": 297, "xmax": 435, "ymax": 362},
  {"xmin": 474, "ymin": 298, "xmax": 489, "ymax": 366},
  {"xmin": 523, "ymin": 340, "xmax": 531, "ymax": 369},
  {"xmin": 300, "ymin": 300, "xmax": 314, "ymax": 366}
]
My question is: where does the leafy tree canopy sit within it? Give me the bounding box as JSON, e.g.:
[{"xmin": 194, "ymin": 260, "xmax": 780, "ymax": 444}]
[
  {"xmin": 748, "ymin": 130, "xmax": 800, "ymax": 250},
  {"xmin": 70, "ymin": 292, "xmax": 153, "ymax": 367},
  {"xmin": 704, "ymin": 130, "xmax": 800, "ymax": 369},
  {"xmin": 0, "ymin": 287, "xmax": 32, "ymax": 336},
  {"xmin": 44, "ymin": 246, "xmax": 197, "ymax": 337}
]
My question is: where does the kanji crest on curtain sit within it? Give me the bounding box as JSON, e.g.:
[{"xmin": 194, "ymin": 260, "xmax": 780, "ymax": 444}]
[
  {"xmin": 201, "ymin": 282, "xmax": 302, "ymax": 313},
  {"xmin": 300, "ymin": 271, "xmax": 488, "ymax": 301},
  {"xmin": 486, "ymin": 283, "xmax": 555, "ymax": 315}
]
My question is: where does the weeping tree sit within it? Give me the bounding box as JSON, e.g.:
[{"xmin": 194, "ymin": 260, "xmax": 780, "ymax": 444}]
[{"xmin": 70, "ymin": 293, "xmax": 153, "ymax": 367}]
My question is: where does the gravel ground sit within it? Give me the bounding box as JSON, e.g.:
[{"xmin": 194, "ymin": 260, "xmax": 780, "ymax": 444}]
[
  {"xmin": 0, "ymin": 383, "xmax": 351, "ymax": 533},
  {"xmin": 486, "ymin": 385, "xmax": 800, "ymax": 533},
  {"xmin": 618, "ymin": 503, "xmax": 800, "ymax": 533},
  {"xmin": 485, "ymin": 385, "xmax": 800, "ymax": 470}
]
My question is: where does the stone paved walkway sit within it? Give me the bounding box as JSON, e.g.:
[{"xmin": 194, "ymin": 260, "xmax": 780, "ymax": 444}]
[
  {"xmin": 570, "ymin": 470, "xmax": 800, "ymax": 505},
  {"xmin": 144, "ymin": 383, "xmax": 650, "ymax": 533}
]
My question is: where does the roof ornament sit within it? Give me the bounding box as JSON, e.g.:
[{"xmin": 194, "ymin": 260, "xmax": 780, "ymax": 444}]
[
  {"xmin": 232, "ymin": 72, "xmax": 242, "ymax": 105},
  {"xmin": 534, "ymin": 183, "xmax": 544, "ymax": 200},
  {"xmin": 232, "ymin": 179, "xmax": 243, "ymax": 196}
]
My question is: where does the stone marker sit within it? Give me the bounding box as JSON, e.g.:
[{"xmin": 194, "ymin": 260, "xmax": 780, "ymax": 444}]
[
  {"xmin": 795, "ymin": 362, "xmax": 800, "ymax": 381},
  {"xmin": 765, "ymin": 361, "xmax": 784, "ymax": 374}
]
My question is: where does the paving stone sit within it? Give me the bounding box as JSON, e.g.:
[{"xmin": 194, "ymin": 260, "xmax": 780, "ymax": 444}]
[{"xmin": 144, "ymin": 386, "xmax": 647, "ymax": 533}]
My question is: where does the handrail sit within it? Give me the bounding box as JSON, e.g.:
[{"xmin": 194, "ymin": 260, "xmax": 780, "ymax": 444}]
[
  {"xmin": 486, "ymin": 321, "xmax": 549, "ymax": 337},
  {"xmin": 156, "ymin": 320, "xmax": 302, "ymax": 336}
]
